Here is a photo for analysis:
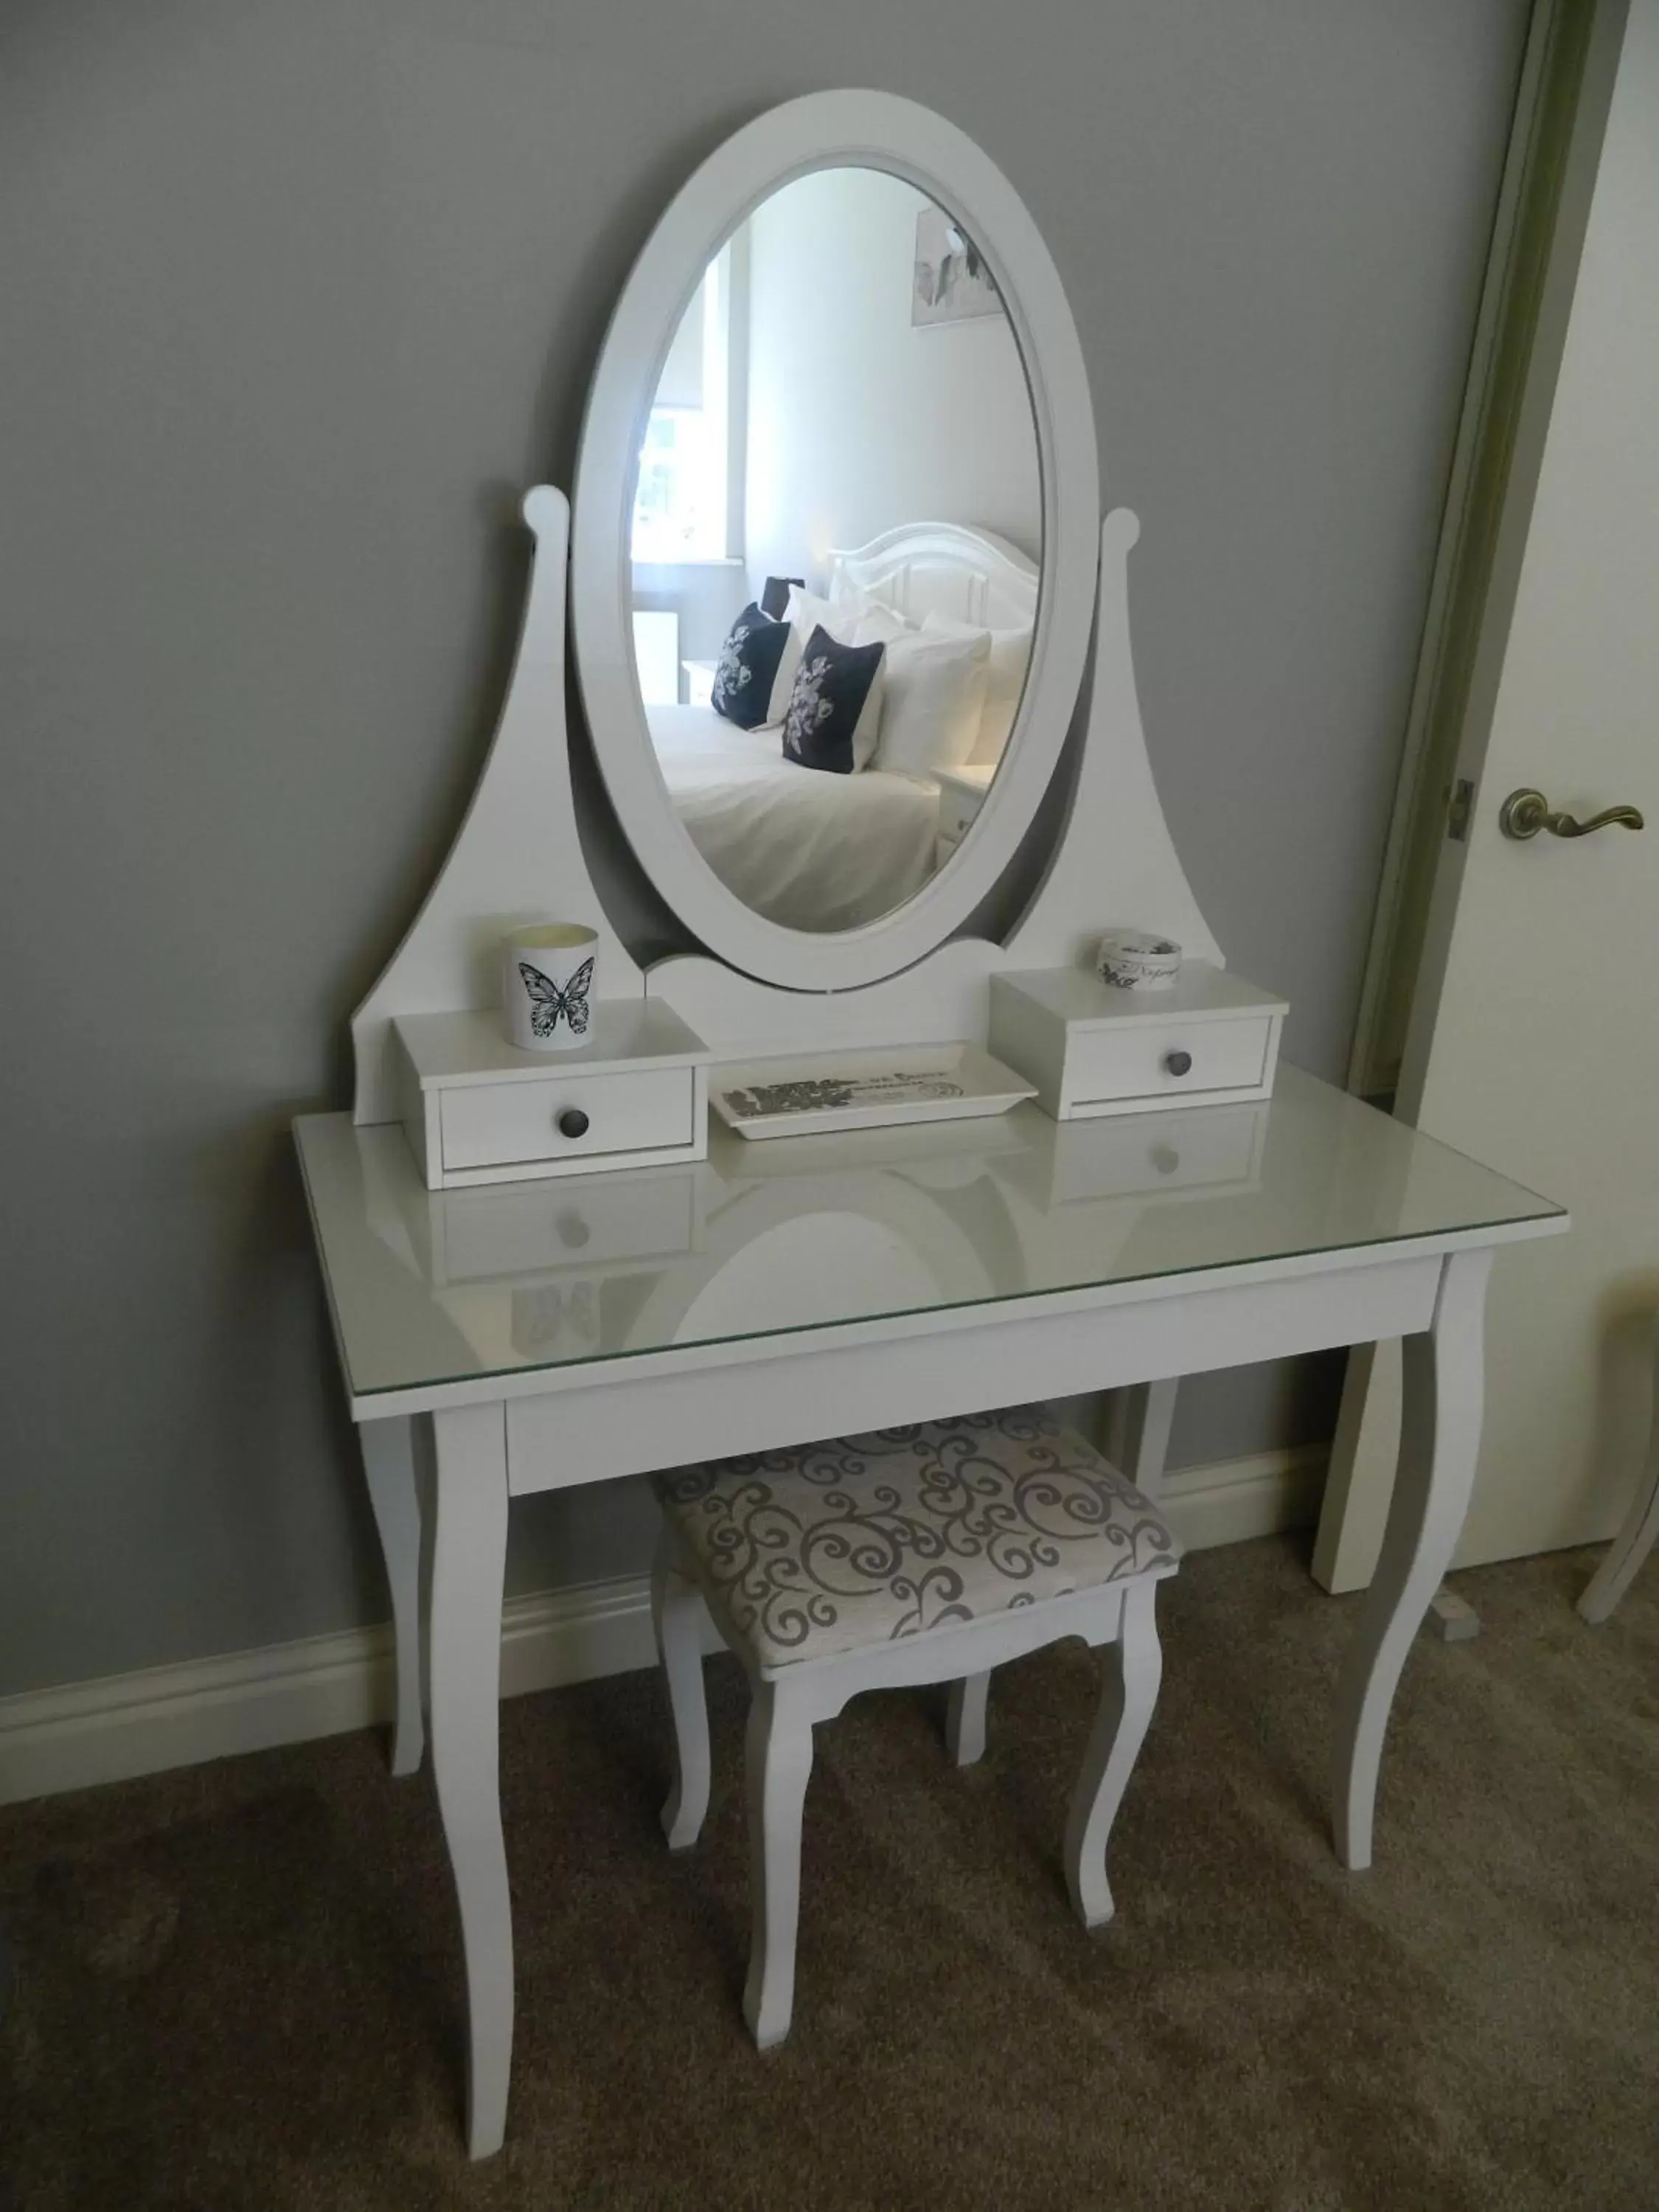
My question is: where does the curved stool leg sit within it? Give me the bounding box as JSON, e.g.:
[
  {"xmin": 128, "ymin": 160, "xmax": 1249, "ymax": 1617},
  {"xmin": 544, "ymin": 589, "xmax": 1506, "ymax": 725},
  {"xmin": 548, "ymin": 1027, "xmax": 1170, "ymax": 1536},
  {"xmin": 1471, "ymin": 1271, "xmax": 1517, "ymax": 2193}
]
[
  {"xmin": 651, "ymin": 1526, "xmax": 712, "ymax": 1849},
  {"xmin": 1580, "ymin": 1315, "xmax": 1659, "ymax": 1623},
  {"xmin": 945, "ymin": 1670, "xmax": 991, "ymax": 1766},
  {"xmin": 742, "ymin": 1680, "xmax": 815, "ymax": 2051},
  {"xmin": 1065, "ymin": 1579, "xmax": 1164, "ymax": 1930}
]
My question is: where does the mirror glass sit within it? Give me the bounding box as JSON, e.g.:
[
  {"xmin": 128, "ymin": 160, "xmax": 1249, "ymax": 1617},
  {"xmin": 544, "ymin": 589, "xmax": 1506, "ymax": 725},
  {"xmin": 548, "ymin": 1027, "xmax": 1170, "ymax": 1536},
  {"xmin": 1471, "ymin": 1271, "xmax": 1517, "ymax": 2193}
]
[{"xmin": 627, "ymin": 166, "xmax": 1042, "ymax": 933}]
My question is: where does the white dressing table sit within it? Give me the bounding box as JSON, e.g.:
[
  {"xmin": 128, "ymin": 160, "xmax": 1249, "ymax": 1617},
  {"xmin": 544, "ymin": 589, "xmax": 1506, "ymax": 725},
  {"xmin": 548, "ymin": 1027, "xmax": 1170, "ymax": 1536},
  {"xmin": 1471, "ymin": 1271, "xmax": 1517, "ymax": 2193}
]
[
  {"xmin": 296, "ymin": 1071, "xmax": 1562, "ymax": 2156},
  {"xmin": 300, "ymin": 91, "xmax": 1568, "ymax": 2154}
]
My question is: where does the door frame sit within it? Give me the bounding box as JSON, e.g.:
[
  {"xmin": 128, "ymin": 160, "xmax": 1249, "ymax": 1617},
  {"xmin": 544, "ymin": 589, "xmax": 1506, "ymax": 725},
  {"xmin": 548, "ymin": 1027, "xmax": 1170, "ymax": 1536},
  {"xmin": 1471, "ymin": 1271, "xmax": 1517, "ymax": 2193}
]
[
  {"xmin": 1345, "ymin": 0, "xmax": 1632, "ymax": 1115},
  {"xmin": 1317, "ymin": 0, "xmax": 1632, "ymax": 1594}
]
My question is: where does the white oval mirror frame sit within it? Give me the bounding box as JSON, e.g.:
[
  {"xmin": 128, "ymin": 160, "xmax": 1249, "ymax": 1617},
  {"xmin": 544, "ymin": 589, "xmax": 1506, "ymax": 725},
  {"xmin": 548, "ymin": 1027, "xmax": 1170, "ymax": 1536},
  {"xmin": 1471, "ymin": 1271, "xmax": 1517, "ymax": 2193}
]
[{"xmin": 571, "ymin": 90, "xmax": 1099, "ymax": 992}]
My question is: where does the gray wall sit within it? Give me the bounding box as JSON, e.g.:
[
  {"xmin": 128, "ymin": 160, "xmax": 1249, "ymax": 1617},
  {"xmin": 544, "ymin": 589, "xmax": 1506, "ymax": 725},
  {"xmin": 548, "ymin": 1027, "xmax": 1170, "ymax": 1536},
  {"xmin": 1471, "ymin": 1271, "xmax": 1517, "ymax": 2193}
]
[{"xmin": 0, "ymin": 0, "xmax": 1530, "ymax": 1697}]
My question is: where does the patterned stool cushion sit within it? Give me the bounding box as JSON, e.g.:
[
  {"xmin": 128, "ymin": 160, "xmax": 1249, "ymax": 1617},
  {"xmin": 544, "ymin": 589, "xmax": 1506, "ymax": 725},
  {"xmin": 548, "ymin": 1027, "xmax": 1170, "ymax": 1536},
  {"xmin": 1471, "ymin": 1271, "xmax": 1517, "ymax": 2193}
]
[{"xmin": 655, "ymin": 1404, "xmax": 1180, "ymax": 1671}]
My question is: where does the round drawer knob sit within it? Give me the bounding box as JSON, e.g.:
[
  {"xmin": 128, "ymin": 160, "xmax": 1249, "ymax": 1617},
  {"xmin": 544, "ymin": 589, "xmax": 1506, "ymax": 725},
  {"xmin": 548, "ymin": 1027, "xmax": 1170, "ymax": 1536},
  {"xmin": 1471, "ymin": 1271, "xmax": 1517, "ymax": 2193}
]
[
  {"xmin": 1164, "ymin": 1050, "xmax": 1193, "ymax": 1078},
  {"xmin": 556, "ymin": 1107, "xmax": 590, "ymax": 1141},
  {"xmin": 554, "ymin": 1210, "xmax": 591, "ymax": 1250},
  {"xmin": 1152, "ymin": 1143, "xmax": 1181, "ymax": 1176}
]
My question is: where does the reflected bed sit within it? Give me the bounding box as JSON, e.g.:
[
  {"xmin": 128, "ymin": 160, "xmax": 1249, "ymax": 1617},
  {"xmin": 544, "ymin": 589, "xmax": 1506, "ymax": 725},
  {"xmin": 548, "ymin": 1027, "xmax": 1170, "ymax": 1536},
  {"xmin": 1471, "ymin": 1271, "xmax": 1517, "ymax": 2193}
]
[{"xmin": 647, "ymin": 703, "xmax": 939, "ymax": 931}]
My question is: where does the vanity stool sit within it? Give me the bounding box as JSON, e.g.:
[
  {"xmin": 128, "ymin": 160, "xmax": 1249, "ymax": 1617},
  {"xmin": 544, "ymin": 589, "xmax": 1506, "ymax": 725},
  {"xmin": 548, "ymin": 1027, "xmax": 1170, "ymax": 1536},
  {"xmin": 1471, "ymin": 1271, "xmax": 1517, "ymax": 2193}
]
[{"xmin": 650, "ymin": 1402, "xmax": 1180, "ymax": 2050}]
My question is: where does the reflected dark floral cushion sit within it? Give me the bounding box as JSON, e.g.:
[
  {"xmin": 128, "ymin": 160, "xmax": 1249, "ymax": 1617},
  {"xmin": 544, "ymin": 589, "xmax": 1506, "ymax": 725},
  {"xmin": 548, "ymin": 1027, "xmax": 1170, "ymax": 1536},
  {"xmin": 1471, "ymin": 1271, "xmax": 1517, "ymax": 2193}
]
[
  {"xmin": 655, "ymin": 1403, "xmax": 1180, "ymax": 1670},
  {"xmin": 780, "ymin": 625, "xmax": 885, "ymax": 775},
  {"xmin": 710, "ymin": 602, "xmax": 789, "ymax": 728}
]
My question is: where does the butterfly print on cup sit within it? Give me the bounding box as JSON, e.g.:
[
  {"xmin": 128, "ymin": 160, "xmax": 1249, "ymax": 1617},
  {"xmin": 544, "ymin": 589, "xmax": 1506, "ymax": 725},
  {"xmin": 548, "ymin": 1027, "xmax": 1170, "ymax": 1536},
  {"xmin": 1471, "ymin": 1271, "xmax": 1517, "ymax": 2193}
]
[{"xmin": 518, "ymin": 956, "xmax": 595, "ymax": 1040}]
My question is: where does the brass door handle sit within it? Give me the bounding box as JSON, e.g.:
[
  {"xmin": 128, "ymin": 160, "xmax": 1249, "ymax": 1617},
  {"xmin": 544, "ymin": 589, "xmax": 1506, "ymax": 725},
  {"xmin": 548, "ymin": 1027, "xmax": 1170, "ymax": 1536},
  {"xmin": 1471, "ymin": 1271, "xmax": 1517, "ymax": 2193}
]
[{"xmin": 1499, "ymin": 787, "xmax": 1645, "ymax": 840}]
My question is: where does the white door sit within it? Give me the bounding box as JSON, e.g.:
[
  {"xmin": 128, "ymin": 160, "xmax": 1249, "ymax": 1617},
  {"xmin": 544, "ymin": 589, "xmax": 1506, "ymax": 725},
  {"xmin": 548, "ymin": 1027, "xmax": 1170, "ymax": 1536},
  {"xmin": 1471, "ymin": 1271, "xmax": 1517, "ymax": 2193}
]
[{"xmin": 1316, "ymin": 0, "xmax": 1659, "ymax": 1590}]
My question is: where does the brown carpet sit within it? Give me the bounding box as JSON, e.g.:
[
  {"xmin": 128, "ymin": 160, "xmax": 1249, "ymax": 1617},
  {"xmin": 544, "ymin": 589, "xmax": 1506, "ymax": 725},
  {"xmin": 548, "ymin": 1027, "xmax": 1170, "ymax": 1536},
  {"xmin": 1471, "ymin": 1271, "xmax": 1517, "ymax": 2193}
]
[{"xmin": 2, "ymin": 1536, "xmax": 1657, "ymax": 2212}]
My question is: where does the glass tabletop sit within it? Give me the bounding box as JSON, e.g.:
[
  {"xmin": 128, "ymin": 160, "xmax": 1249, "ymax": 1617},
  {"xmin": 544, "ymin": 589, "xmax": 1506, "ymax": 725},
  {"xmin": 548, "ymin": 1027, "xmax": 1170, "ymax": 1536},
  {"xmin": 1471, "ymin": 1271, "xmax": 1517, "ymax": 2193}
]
[{"xmin": 294, "ymin": 1063, "xmax": 1565, "ymax": 1405}]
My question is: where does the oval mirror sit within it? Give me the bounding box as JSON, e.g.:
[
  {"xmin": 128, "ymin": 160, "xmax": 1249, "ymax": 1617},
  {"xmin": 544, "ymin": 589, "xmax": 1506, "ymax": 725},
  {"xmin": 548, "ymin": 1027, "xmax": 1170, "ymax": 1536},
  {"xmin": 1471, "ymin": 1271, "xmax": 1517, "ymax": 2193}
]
[{"xmin": 573, "ymin": 93, "xmax": 1099, "ymax": 991}]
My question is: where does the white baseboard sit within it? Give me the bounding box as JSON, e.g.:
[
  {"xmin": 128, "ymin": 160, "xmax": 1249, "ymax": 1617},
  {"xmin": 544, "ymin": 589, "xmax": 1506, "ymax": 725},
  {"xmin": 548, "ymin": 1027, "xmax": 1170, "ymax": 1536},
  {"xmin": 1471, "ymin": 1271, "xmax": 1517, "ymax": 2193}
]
[
  {"xmin": 0, "ymin": 1447, "xmax": 1323, "ymax": 1809},
  {"xmin": 1163, "ymin": 1444, "xmax": 1326, "ymax": 1553}
]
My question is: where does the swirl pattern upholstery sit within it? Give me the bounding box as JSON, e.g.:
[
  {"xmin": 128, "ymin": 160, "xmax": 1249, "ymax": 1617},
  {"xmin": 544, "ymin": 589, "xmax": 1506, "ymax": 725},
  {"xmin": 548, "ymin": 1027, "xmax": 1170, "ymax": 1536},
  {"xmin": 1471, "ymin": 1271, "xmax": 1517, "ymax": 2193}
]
[{"xmin": 655, "ymin": 1402, "xmax": 1180, "ymax": 1672}]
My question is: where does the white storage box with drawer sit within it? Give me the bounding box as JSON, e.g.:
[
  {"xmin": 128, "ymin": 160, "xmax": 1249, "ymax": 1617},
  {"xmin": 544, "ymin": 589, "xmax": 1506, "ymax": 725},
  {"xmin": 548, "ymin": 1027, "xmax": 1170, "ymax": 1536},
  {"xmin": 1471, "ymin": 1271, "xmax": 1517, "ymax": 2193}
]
[
  {"xmin": 392, "ymin": 1003, "xmax": 712, "ymax": 1189},
  {"xmin": 989, "ymin": 961, "xmax": 1287, "ymax": 1120}
]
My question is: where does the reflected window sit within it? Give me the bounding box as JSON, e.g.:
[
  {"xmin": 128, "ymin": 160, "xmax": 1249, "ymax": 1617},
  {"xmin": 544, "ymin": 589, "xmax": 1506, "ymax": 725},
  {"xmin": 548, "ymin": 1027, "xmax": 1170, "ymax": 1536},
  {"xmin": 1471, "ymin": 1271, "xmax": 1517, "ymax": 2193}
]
[{"xmin": 632, "ymin": 250, "xmax": 732, "ymax": 562}]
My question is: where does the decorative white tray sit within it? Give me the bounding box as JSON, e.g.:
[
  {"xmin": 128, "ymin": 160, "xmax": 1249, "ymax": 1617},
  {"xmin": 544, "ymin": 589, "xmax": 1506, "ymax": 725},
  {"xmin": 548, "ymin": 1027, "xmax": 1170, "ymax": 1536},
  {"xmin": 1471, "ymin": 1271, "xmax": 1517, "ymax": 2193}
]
[{"xmin": 710, "ymin": 1043, "xmax": 1037, "ymax": 1141}]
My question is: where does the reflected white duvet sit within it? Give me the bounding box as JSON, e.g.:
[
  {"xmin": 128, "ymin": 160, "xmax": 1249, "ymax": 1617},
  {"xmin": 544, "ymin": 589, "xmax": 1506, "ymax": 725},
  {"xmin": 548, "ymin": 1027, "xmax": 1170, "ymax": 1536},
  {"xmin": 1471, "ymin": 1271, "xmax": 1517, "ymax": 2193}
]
[{"xmin": 647, "ymin": 704, "xmax": 939, "ymax": 931}]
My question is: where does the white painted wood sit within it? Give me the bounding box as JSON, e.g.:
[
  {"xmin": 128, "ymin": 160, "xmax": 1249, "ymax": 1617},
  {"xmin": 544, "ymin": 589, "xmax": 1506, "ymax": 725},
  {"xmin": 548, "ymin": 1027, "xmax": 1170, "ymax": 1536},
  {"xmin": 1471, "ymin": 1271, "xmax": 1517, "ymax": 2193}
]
[
  {"xmin": 945, "ymin": 1671, "xmax": 990, "ymax": 1766},
  {"xmin": 351, "ymin": 490, "xmax": 643, "ymax": 1127},
  {"xmin": 664, "ymin": 1517, "xmax": 1166, "ymax": 2048},
  {"xmin": 428, "ymin": 1402, "xmax": 513, "ymax": 2161},
  {"xmin": 1332, "ymin": 1248, "xmax": 1490, "ymax": 1871},
  {"xmin": 829, "ymin": 521, "xmax": 1040, "ymax": 632},
  {"xmin": 648, "ymin": 936, "xmax": 1004, "ymax": 1060},
  {"xmin": 1579, "ymin": 1309, "xmax": 1659, "ymax": 1621},
  {"xmin": 0, "ymin": 1447, "xmax": 1307, "ymax": 1812},
  {"xmin": 395, "ymin": 1004, "xmax": 710, "ymax": 1189},
  {"xmin": 358, "ymin": 1416, "xmax": 425, "ymax": 1778},
  {"xmin": 1004, "ymin": 510, "xmax": 1224, "ymax": 975},
  {"xmin": 422, "ymin": 1070, "xmax": 711, "ymax": 1192},
  {"xmin": 742, "ymin": 1680, "xmax": 815, "ymax": 2050},
  {"xmin": 296, "ymin": 1069, "xmax": 1557, "ymax": 2146},
  {"xmin": 1064, "ymin": 1015, "xmax": 1273, "ymax": 1111},
  {"xmin": 571, "ymin": 92, "xmax": 1099, "ymax": 992},
  {"xmin": 1317, "ymin": 0, "xmax": 1655, "ymax": 1590},
  {"xmin": 495, "ymin": 1252, "xmax": 1444, "ymax": 1467},
  {"xmin": 650, "ymin": 1527, "xmax": 713, "ymax": 1848},
  {"xmin": 1065, "ymin": 1576, "xmax": 1163, "ymax": 1929},
  {"xmin": 440, "ymin": 1065, "xmax": 695, "ymax": 1176},
  {"xmin": 990, "ymin": 961, "xmax": 1285, "ymax": 1121},
  {"xmin": 396, "ymin": 1004, "xmax": 710, "ymax": 1088}
]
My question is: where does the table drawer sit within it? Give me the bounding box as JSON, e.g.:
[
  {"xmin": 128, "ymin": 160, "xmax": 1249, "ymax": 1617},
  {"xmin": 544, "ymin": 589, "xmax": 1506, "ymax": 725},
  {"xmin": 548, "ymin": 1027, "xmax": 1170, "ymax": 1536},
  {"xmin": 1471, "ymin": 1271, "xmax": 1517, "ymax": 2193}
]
[
  {"xmin": 439, "ymin": 1065, "xmax": 695, "ymax": 1174},
  {"xmin": 1068, "ymin": 1015, "xmax": 1272, "ymax": 1106}
]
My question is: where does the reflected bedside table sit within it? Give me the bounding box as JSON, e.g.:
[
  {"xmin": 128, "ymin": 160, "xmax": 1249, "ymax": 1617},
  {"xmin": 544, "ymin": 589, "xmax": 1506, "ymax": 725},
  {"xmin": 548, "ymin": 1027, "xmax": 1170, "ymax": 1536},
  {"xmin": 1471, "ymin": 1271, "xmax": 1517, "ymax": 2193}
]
[{"xmin": 936, "ymin": 763, "xmax": 995, "ymax": 866}]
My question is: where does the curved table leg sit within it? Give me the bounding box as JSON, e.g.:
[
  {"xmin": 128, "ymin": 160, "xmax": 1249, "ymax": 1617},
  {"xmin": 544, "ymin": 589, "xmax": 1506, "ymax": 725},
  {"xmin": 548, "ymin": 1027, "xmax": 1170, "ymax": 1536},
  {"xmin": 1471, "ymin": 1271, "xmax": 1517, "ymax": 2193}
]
[
  {"xmin": 1579, "ymin": 1310, "xmax": 1659, "ymax": 1624},
  {"xmin": 360, "ymin": 1416, "xmax": 426, "ymax": 1778},
  {"xmin": 652, "ymin": 1525, "xmax": 713, "ymax": 1849},
  {"xmin": 1332, "ymin": 1248, "xmax": 1491, "ymax": 1871},
  {"xmin": 429, "ymin": 1403, "xmax": 512, "ymax": 2160}
]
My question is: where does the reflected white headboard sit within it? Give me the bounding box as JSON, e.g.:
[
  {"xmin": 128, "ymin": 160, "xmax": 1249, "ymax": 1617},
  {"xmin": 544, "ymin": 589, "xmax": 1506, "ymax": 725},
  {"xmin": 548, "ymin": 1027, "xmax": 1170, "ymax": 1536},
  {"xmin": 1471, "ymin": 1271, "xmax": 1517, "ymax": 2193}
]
[{"xmin": 825, "ymin": 521, "xmax": 1038, "ymax": 630}]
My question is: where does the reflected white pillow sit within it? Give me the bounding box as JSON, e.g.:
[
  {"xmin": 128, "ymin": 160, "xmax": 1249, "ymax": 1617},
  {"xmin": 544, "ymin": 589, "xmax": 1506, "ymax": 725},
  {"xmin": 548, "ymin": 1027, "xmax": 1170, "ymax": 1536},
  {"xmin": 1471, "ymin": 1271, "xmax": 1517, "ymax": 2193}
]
[
  {"xmin": 850, "ymin": 602, "xmax": 912, "ymax": 648},
  {"xmin": 922, "ymin": 611, "xmax": 1033, "ymax": 768},
  {"xmin": 767, "ymin": 586, "xmax": 889, "ymax": 766},
  {"xmin": 868, "ymin": 626, "xmax": 990, "ymax": 779}
]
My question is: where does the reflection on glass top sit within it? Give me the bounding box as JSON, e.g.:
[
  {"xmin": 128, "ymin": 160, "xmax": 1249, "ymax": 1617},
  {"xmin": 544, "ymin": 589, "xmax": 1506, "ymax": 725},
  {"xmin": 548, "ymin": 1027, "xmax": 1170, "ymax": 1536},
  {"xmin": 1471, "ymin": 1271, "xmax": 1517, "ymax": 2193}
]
[
  {"xmin": 630, "ymin": 163, "xmax": 1040, "ymax": 933},
  {"xmin": 295, "ymin": 1066, "xmax": 1565, "ymax": 1405}
]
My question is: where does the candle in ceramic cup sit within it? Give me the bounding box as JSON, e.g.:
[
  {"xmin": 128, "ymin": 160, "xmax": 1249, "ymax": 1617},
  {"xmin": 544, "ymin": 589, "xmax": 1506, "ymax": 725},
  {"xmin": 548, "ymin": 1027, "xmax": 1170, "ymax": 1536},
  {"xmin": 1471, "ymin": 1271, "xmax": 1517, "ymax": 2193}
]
[{"xmin": 502, "ymin": 923, "xmax": 599, "ymax": 1052}]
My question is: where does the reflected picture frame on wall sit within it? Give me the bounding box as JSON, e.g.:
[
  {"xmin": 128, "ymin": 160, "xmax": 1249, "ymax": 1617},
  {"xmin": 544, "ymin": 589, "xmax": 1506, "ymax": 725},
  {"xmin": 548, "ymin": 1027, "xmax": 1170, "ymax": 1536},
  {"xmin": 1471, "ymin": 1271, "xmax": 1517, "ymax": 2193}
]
[{"xmin": 912, "ymin": 205, "xmax": 1002, "ymax": 326}]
